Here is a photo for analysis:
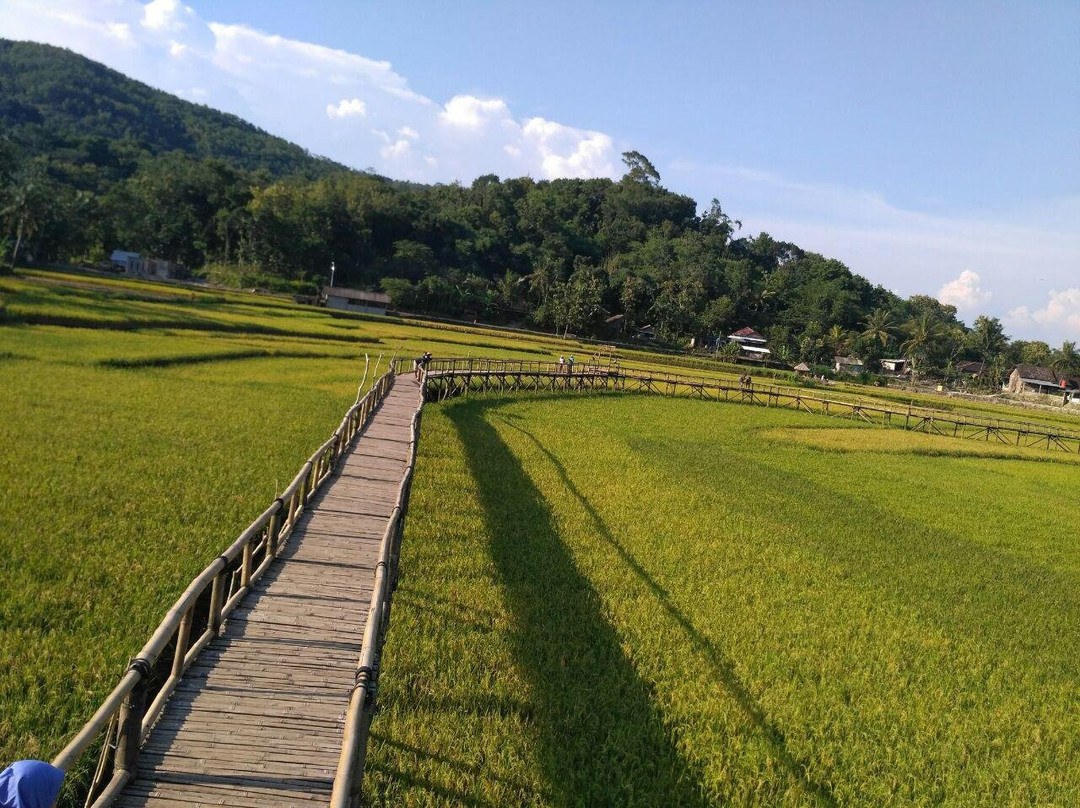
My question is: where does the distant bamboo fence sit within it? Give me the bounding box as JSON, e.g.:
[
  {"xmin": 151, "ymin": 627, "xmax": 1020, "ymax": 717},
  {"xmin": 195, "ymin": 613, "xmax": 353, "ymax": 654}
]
[
  {"xmin": 53, "ymin": 368, "xmax": 400, "ymax": 807},
  {"xmin": 421, "ymin": 357, "xmax": 1080, "ymax": 453}
]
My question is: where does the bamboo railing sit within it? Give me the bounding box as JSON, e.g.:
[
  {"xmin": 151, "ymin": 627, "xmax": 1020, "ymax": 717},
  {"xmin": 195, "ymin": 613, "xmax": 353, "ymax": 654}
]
[
  {"xmin": 329, "ymin": 369, "xmax": 424, "ymax": 808},
  {"xmin": 421, "ymin": 357, "xmax": 1080, "ymax": 453},
  {"xmin": 53, "ymin": 369, "xmax": 399, "ymax": 807}
]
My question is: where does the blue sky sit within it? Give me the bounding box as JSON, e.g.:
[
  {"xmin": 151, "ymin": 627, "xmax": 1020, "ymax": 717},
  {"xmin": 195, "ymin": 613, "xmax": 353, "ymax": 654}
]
[{"xmin": 2, "ymin": 0, "xmax": 1078, "ymax": 342}]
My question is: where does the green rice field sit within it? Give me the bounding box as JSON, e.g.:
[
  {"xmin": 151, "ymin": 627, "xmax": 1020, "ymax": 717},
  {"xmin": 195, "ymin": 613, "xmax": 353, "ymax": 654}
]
[
  {"xmin": 2, "ymin": 268, "xmax": 1078, "ymax": 806},
  {"xmin": 365, "ymin": 396, "xmax": 1080, "ymax": 806}
]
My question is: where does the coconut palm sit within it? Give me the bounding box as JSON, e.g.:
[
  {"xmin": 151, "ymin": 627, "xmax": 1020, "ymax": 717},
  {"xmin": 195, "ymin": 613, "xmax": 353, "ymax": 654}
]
[
  {"xmin": 1, "ymin": 171, "xmax": 46, "ymax": 271},
  {"xmin": 900, "ymin": 313, "xmax": 944, "ymax": 382},
  {"xmin": 1050, "ymin": 340, "xmax": 1079, "ymax": 376},
  {"xmin": 861, "ymin": 308, "xmax": 897, "ymax": 349},
  {"xmin": 825, "ymin": 325, "xmax": 853, "ymax": 358}
]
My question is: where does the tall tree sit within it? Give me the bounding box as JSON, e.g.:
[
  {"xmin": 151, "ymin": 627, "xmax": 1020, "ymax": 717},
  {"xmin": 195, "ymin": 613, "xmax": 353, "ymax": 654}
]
[
  {"xmin": 861, "ymin": 308, "xmax": 898, "ymax": 349},
  {"xmin": 901, "ymin": 313, "xmax": 945, "ymax": 381},
  {"xmin": 1, "ymin": 164, "xmax": 49, "ymax": 271},
  {"xmin": 967, "ymin": 315, "xmax": 1008, "ymax": 362},
  {"xmin": 1050, "ymin": 341, "xmax": 1079, "ymax": 376},
  {"xmin": 620, "ymin": 151, "xmax": 661, "ymax": 187}
]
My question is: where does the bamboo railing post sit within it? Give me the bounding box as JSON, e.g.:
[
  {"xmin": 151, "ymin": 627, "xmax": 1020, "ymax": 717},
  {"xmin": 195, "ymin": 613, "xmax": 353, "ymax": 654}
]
[
  {"xmin": 208, "ymin": 570, "xmax": 225, "ymax": 635},
  {"xmin": 113, "ymin": 661, "xmax": 149, "ymax": 777},
  {"xmin": 171, "ymin": 609, "xmax": 193, "ymax": 679},
  {"xmin": 267, "ymin": 507, "xmax": 282, "ymax": 559},
  {"xmin": 240, "ymin": 540, "xmax": 254, "ymax": 590}
]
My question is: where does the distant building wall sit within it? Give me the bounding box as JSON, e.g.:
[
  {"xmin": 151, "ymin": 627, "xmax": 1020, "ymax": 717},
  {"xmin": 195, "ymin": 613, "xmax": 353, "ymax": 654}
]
[{"xmin": 326, "ymin": 295, "xmax": 387, "ymax": 315}]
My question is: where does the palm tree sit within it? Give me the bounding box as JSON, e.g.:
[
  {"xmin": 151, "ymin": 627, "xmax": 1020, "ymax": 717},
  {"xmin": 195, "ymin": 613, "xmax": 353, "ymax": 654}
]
[
  {"xmin": 861, "ymin": 308, "xmax": 897, "ymax": 350},
  {"xmin": 1, "ymin": 171, "xmax": 46, "ymax": 272},
  {"xmin": 825, "ymin": 325, "xmax": 852, "ymax": 358},
  {"xmin": 900, "ymin": 313, "xmax": 944, "ymax": 382},
  {"xmin": 1051, "ymin": 340, "xmax": 1079, "ymax": 376},
  {"xmin": 494, "ymin": 269, "xmax": 523, "ymax": 310},
  {"xmin": 968, "ymin": 315, "xmax": 1008, "ymax": 362}
]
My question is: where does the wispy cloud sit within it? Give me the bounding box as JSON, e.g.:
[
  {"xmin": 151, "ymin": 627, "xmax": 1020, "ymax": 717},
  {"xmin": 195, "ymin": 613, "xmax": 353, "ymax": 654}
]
[
  {"xmin": 669, "ymin": 161, "xmax": 1080, "ymax": 342},
  {"xmin": 0, "ymin": 0, "xmax": 621, "ymax": 184}
]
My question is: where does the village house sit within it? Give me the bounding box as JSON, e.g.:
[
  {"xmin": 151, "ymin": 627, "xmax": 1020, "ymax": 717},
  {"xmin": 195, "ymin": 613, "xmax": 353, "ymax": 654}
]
[
  {"xmin": 635, "ymin": 324, "xmax": 657, "ymax": 342},
  {"xmin": 956, "ymin": 360, "xmax": 985, "ymax": 378},
  {"xmin": 121, "ymin": 254, "xmax": 185, "ymax": 280},
  {"xmin": 110, "ymin": 249, "xmax": 139, "ymax": 271},
  {"xmin": 322, "ymin": 286, "xmax": 391, "ymax": 315},
  {"xmin": 1005, "ymin": 365, "xmax": 1079, "ymax": 396},
  {"xmin": 880, "ymin": 358, "xmax": 908, "ymax": 374},
  {"xmin": 727, "ymin": 326, "xmax": 771, "ymax": 361},
  {"xmin": 793, "ymin": 362, "xmax": 812, "ymax": 375},
  {"xmin": 833, "ymin": 356, "xmax": 865, "ymax": 374},
  {"xmin": 603, "ymin": 314, "xmax": 625, "ymax": 339}
]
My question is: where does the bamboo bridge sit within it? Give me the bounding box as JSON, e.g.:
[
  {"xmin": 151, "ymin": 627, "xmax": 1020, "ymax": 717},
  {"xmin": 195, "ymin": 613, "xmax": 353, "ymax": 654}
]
[{"xmin": 50, "ymin": 355, "xmax": 1080, "ymax": 808}]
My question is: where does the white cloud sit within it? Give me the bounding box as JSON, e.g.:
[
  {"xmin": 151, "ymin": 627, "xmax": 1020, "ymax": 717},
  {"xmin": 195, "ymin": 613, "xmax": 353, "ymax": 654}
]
[
  {"xmin": 142, "ymin": 0, "xmax": 193, "ymax": 33},
  {"xmin": 0, "ymin": 1, "xmax": 620, "ymax": 186},
  {"xmin": 1008, "ymin": 289, "xmax": 1080, "ymax": 340},
  {"xmin": 381, "ymin": 139, "xmax": 412, "ymax": 160},
  {"xmin": 108, "ymin": 22, "xmax": 134, "ymax": 42},
  {"xmin": 326, "ymin": 98, "xmax": 367, "ymax": 119},
  {"xmin": 522, "ymin": 118, "xmax": 617, "ymax": 179},
  {"xmin": 440, "ymin": 95, "xmax": 511, "ymax": 129},
  {"xmin": 938, "ymin": 270, "xmax": 991, "ymax": 311}
]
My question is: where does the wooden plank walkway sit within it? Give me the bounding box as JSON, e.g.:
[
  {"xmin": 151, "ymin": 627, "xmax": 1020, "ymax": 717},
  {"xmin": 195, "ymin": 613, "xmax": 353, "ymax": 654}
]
[{"xmin": 114, "ymin": 375, "xmax": 421, "ymax": 808}]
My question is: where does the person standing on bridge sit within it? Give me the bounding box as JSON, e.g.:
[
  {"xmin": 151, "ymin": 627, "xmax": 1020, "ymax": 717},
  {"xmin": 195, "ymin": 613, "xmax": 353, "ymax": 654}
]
[
  {"xmin": 0, "ymin": 760, "xmax": 65, "ymax": 808},
  {"xmin": 568, "ymin": 354, "xmax": 575, "ymax": 374}
]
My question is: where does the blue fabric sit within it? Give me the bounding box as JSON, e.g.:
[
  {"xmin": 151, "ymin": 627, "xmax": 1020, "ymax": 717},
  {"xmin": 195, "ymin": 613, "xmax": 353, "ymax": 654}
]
[{"xmin": 0, "ymin": 761, "xmax": 65, "ymax": 808}]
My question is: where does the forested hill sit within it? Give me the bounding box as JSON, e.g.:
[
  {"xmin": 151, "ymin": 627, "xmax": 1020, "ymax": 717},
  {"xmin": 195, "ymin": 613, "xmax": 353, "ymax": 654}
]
[
  {"xmin": 0, "ymin": 39, "xmax": 341, "ymax": 182},
  {"xmin": 5, "ymin": 39, "xmax": 1071, "ymax": 381}
]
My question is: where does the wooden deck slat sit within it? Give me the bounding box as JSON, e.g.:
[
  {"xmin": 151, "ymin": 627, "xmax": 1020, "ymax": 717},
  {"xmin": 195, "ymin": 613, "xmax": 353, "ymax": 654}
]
[{"xmin": 117, "ymin": 375, "xmax": 421, "ymax": 807}]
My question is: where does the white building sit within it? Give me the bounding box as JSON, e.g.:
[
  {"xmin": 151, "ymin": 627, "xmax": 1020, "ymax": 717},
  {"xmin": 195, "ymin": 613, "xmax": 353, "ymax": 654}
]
[
  {"xmin": 727, "ymin": 327, "xmax": 771, "ymax": 361},
  {"xmin": 323, "ymin": 286, "xmax": 391, "ymax": 315},
  {"xmin": 110, "ymin": 250, "xmax": 139, "ymax": 271},
  {"xmin": 834, "ymin": 356, "xmax": 865, "ymax": 374}
]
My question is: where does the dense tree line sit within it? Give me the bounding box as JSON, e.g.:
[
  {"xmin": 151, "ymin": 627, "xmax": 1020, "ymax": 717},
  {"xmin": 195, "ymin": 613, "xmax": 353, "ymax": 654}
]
[{"xmin": 1, "ymin": 40, "xmax": 1076, "ymax": 385}]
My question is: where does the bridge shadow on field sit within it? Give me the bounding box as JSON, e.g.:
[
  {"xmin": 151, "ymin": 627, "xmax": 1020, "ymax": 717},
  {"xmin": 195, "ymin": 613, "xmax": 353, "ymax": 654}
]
[
  {"xmin": 498, "ymin": 415, "xmax": 839, "ymax": 807},
  {"xmin": 448, "ymin": 402, "xmax": 709, "ymax": 807}
]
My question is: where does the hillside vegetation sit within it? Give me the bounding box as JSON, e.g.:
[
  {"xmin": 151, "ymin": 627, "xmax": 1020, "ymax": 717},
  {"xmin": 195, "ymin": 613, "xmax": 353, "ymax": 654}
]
[
  {"xmin": 4, "ymin": 40, "xmax": 1075, "ymax": 386},
  {"xmin": 0, "ymin": 39, "xmax": 340, "ymax": 181}
]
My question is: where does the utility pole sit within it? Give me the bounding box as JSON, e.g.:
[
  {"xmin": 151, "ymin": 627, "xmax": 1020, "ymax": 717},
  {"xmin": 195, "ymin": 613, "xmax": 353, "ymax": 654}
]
[{"xmin": 329, "ymin": 261, "xmax": 336, "ymax": 289}]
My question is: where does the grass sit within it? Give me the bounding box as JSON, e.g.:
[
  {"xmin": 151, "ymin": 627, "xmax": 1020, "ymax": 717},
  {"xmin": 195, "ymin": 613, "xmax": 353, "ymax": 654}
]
[
  {"xmin": 0, "ymin": 353, "xmax": 366, "ymax": 766},
  {"xmin": 366, "ymin": 393, "xmax": 1080, "ymax": 806},
  {"xmin": 3, "ymin": 267, "xmax": 1079, "ymax": 806}
]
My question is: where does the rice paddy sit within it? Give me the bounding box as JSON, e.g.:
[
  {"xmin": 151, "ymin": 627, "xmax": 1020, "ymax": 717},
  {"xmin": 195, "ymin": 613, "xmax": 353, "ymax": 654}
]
[
  {"xmin": 2, "ymin": 268, "xmax": 1078, "ymax": 806},
  {"xmin": 365, "ymin": 395, "xmax": 1080, "ymax": 806}
]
